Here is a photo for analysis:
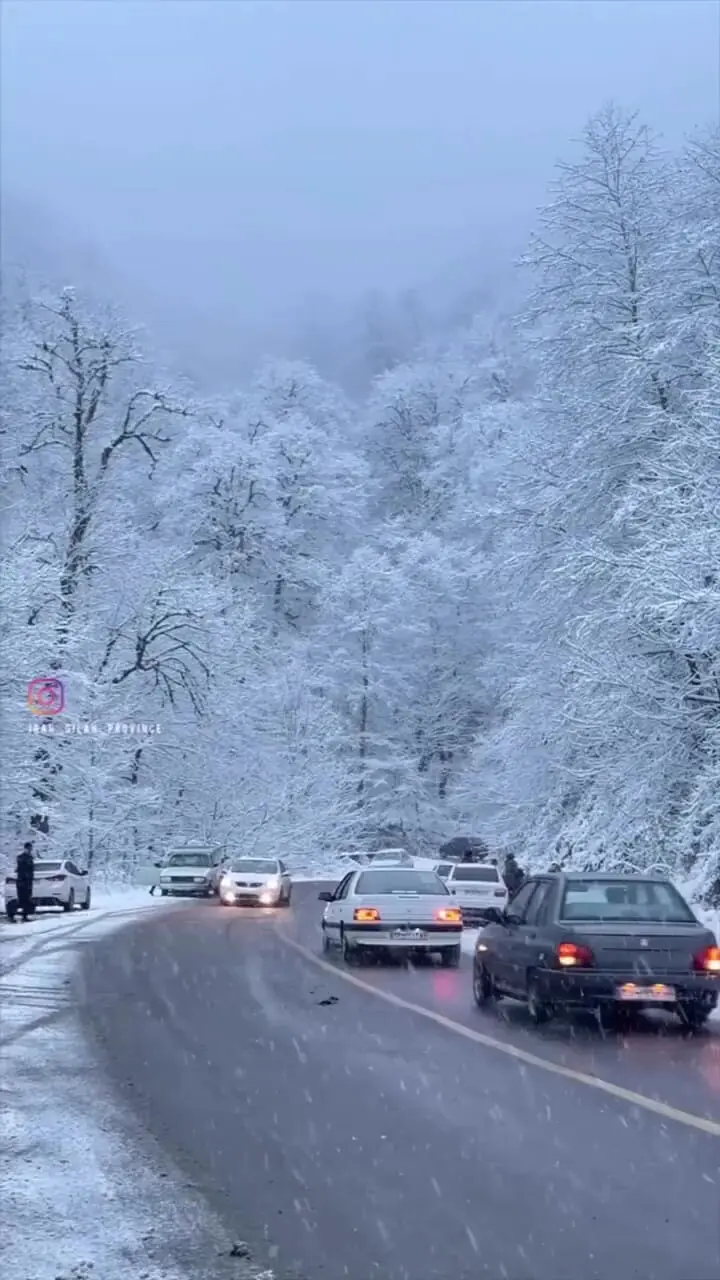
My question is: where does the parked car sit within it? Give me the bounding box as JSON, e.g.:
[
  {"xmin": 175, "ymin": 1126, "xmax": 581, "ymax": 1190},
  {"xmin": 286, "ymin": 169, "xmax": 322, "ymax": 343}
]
[
  {"xmin": 318, "ymin": 866, "xmax": 463, "ymax": 966},
  {"xmin": 472, "ymin": 871, "xmax": 720, "ymax": 1029},
  {"xmin": 436, "ymin": 861, "xmax": 508, "ymax": 925},
  {"xmin": 4, "ymin": 858, "xmax": 91, "ymax": 919},
  {"xmin": 217, "ymin": 857, "xmax": 292, "ymax": 907},
  {"xmin": 157, "ymin": 850, "xmax": 216, "ymax": 897}
]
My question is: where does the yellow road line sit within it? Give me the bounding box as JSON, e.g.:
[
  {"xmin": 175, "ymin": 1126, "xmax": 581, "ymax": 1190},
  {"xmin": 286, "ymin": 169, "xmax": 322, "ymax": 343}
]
[{"xmin": 278, "ymin": 930, "xmax": 720, "ymax": 1139}]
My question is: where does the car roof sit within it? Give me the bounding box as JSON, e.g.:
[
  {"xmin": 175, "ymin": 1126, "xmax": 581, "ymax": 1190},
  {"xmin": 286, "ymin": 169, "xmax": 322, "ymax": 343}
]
[
  {"xmin": 352, "ymin": 866, "xmax": 437, "ymax": 878},
  {"xmin": 556, "ymin": 871, "xmax": 672, "ymax": 883}
]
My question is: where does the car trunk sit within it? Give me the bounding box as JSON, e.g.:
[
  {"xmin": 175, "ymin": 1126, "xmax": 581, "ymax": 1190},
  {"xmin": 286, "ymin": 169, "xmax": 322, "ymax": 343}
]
[
  {"xmin": 35, "ymin": 870, "xmax": 66, "ymax": 889},
  {"xmin": 566, "ymin": 922, "xmax": 710, "ymax": 974},
  {"xmin": 358, "ymin": 893, "xmax": 444, "ymax": 925},
  {"xmin": 449, "ymin": 881, "xmax": 504, "ymax": 904}
]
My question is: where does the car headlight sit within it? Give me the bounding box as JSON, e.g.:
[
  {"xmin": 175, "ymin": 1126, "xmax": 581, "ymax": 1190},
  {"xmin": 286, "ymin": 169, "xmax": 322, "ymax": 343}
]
[
  {"xmin": 193, "ymin": 876, "xmax": 206, "ymax": 883},
  {"xmin": 265, "ymin": 876, "xmax": 280, "ymax": 889},
  {"xmin": 220, "ymin": 875, "xmax": 233, "ymax": 889}
]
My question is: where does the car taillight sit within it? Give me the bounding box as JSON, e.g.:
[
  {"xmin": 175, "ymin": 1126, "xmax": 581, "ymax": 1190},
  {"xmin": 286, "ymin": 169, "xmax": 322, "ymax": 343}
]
[
  {"xmin": 493, "ymin": 889, "xmax": 505, "ymax": 897},
  {"xmin": 693, "ymin": 945, "xmax": 720, "ymax": 973},
  {"xmin": 434, "ymin": 906, "xmax": 462, "ymax": 924},
  {"xmin": 50, "ymin": 875, "xmax": 66, "ymax": 882},
  {"xmin": 556, "ymin": 941, "xmax": 594, "ymax": 968},
  {"xmin": 354, "ymin": 907, "xmax": 381, "ymax": 922}
]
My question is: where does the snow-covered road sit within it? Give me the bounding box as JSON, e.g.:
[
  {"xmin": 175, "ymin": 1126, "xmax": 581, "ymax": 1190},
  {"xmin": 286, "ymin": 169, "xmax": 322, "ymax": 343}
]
[
  {"xmin": 79, "ymin": 884, "xmax": 720, "ymax": 1280},
  {"xmin": 0, "ymin": 891, "xmax": 276, "ymax": 1280}
]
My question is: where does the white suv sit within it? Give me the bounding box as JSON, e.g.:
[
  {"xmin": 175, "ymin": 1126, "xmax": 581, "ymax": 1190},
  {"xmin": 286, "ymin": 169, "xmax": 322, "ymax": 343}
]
[{"xmin": 4, "ymin": 858, "xmax": 91, "ymax": 919}]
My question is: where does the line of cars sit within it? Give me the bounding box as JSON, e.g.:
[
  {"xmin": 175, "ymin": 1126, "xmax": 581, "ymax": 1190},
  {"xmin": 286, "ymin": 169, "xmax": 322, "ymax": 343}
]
[
  {"xmin": 317, "ymin": 860, "xmax": 720, "ymax": 1029},
  {"xmin": 150, "ymin": 848, "xmax": 293, "ymax": 908}
]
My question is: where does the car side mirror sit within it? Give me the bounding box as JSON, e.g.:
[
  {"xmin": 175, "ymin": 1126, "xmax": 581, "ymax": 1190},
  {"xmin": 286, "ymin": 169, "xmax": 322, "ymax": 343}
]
[{"xmin": 318, "ymin": 891, "xmax": 333, "ymax": 902}]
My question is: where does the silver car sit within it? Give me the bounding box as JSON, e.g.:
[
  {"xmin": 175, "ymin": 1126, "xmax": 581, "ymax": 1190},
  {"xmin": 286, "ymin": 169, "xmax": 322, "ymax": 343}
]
[
  {"xmin": 319, "ymin": 866, "xmax": 463, "ymax": 966},
  {"xmin": 218, "ymin": 857, "xmax": 292, "ymax": 907}
]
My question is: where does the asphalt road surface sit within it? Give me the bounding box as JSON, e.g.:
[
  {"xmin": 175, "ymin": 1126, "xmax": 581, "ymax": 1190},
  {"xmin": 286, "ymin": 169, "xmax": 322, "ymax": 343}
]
[{"xmin": 79, "ymin": 883, "xmax": 720, "ymax": 1280}]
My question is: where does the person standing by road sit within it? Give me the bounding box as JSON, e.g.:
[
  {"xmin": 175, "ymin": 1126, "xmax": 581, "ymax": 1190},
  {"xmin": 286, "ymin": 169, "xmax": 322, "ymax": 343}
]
[
  {"xmin": 502, "ymin": 852, "xmax": 525, "ymax": 897},
  {"xmin": 15, "ymin": 842, "xmax": 35, "ymax": 922}
]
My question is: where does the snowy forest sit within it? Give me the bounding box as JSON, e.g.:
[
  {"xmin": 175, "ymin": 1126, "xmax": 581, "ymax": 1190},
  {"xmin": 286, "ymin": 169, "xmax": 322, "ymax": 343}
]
[{"xmin": 2, "ymin": 106, "xmax": 720, "ymax": 901}]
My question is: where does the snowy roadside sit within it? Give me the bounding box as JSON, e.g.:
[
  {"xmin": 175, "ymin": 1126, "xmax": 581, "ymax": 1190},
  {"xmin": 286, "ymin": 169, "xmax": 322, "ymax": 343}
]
[{"xmin": 0, "ymin": 893, "xmax": 276, "ymax": 1280}]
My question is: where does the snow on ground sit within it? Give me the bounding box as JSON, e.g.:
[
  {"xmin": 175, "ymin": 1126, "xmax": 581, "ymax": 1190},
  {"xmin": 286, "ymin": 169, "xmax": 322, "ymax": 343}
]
[{"xmin": 0, "ymin": 893, "xmax": 278, "ymax": 1280}]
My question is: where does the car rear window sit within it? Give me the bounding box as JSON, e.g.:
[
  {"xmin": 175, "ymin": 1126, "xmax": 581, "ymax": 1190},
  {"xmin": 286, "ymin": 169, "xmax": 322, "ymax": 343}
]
[
  {"xmin": 451, "ymin": 866, "xmax": 501, "ymax": 882},
  {"xmin": 435, "ymin": 864, "xmax": 452, "ymax": 878},
  {"xmin": 355, "ymin": 870, "xmax": 448, "ymax": 896},
  {"xmin": 230, "ymin": 859, "xmax": 278, "ymax": 873},
  {"xmin": 560, "ymin": 879, "xmax": 696, "ymax": 924},
  {"xmin": 166, "ymin": 852, "xmax": 212, "ymax": 867},
  {"xmin": 34, "ymin": 861, "xmax": 63, "ymax": 872}
]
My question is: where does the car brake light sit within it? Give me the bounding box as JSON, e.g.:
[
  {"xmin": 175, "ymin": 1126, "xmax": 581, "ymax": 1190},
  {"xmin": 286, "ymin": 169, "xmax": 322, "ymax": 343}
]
[
  {"xmin": 693, "ymin": 945, "xmax": 720, "ymax": 973},
  {"xmin": 556, "ymin": 941, "xmax": 594, "ymax": 968},
  {"xmin": 354, "ymin": 907, "xmax": 381, "ymax": 922},
  {"xmin": 434, "ymin": 906, "xmax": 462, "ymax": 924}
]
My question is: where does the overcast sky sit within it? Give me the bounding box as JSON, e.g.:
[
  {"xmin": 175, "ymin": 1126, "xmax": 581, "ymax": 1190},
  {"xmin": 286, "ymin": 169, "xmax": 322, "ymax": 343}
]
[{"xmin": 2, "ymin": 0, "xmax": 718, "ymax": 372}]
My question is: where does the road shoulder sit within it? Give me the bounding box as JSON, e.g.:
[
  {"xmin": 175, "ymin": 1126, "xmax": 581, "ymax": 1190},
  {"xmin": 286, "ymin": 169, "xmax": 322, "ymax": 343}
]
[{"xmin": 0, "ymin": 903, "xmax": 274, "ymax": 1280}]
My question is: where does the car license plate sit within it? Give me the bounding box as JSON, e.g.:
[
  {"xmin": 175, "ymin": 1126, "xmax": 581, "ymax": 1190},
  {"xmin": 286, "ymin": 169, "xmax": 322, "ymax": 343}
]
[
  {"xmin": 616, "ymin": 983, "xmax": 676, "ymax": 1002},
  {"xmin": 391, "ymin": 928, "xmax": 427, "ymax": 939}
]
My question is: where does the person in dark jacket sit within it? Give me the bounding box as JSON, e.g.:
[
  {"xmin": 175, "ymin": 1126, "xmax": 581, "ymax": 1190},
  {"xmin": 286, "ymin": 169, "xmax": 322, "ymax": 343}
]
[
  {"xmin": 15, "ymin": 842, "xmax": 35, "ymax": 922},
  {"xmin": 503, "ymin": 852, "xmax": 525, "ymax": 897}
]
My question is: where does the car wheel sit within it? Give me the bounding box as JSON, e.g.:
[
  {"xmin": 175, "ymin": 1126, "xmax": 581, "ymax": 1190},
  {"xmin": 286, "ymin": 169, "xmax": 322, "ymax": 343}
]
[
  {"xmin": 283, "ymin": 888, "xmax": 292, "ymax": 906},
  {"xmin": 62, "ymin": 889, "xmax": 75, "ymax": 913},
  {"xmin": 441, "ymin": 944, "xmax": 461, "ymax": 968},
  {"xmin": 678, "ymin": 1000, "xmax": 712, "ymax": 1030},
  {"xmin": 321, "ymin": 924, "xmax": 331, "ymax": 953},
  {"xmin": 6, "ymin": 904, "xmax": 17, "ymax": 922},
  {"xmin": 341, "ymin": 931, "xmax": 359, "ymax": 965},
  {"xmin": 473, "ymin": 962, "xmax": 495, "ymax": 1007},
  {"xmin": 527, "ymin": 977, "xmax": 553, "ymax": 1025},
  {"xmin": 81, "ymin": 888, "xmax": 91, "ymax": 911}
]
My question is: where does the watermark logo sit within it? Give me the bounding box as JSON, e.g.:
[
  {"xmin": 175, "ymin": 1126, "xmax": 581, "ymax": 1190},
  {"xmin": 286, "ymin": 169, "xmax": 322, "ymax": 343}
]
[{"xmin": 27, "ymin": 677, "xmax": 65, "ymax": 716}]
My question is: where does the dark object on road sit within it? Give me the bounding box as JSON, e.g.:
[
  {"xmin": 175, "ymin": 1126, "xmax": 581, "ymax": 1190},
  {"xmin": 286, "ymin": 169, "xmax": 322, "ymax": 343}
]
[
  {"xmin": 472, "ymin": 871, "xmax": 720, "ymax": 1029},
  {"xmin": 16, "ymin": 842, "xmax": 34, "ymax": 922},
  {"xmin": 439, "ymin": 836, "xmax": 489, "ymax": 862},
  {"xmin": 503, "ymin": 853, "xmax": 525, "ymax": 895},
  {"xmin": 317, "ymin": 995, "xmax": 339, "ymax": 1006},
  {"xmin": 229, "ymin": 1241, "xmax": 252, "ymax": 1258}
]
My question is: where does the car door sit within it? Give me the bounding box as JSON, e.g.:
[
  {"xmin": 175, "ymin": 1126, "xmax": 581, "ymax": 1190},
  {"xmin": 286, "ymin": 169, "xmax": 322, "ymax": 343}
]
[
  {"xmin": 324, "ymin": 873, "xmax": 353, "ymax": 944},
  {"xmin": 493, "ymin": 880, "xmax": 542, "ymax": 992},
  {"xmin": 506, "ymin": 879, "xmax": 555, "ymax": 994}
]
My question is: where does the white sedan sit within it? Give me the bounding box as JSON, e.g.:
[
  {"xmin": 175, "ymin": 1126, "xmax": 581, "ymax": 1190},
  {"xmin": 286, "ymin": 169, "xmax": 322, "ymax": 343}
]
[
  {"xmin": 218, "ymin": 857, "xmax": 292, "ymax": 907},
  {"xmin": 318, "ymin": 866, "xmax": 463, "ymax": 966},
  {"xmin": 4, "ymin": 858, "xmax": 91, "ymax": 919}
]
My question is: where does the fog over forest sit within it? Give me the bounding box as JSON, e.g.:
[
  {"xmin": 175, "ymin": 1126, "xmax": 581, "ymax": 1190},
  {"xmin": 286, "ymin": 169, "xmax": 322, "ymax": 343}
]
[{"xmin": 2, "ymin": 0, "xmax": 720, "ymax": 900}]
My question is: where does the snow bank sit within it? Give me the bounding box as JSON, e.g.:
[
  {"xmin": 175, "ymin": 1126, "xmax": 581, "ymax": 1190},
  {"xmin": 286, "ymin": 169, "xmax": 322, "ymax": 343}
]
[{"xmin": 0, "ymin": 898, "xmax": 277, "ymax": 1280}]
